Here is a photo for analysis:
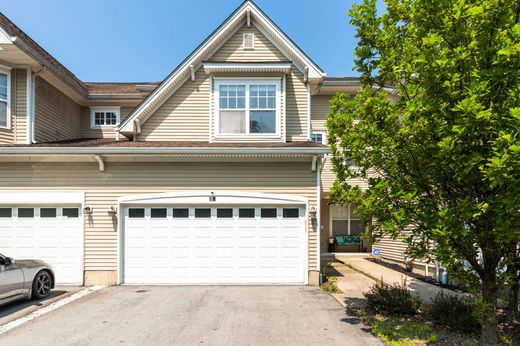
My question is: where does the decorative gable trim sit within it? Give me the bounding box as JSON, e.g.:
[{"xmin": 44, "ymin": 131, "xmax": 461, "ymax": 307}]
[{"xmin": 116, "ymin": 0, "xmax": 325, "ymax": 135}]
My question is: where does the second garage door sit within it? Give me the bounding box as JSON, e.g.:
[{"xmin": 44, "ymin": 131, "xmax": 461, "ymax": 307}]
[{"xmin": 123, "ymin": 206, "xmax": 306, "ymax": 284}]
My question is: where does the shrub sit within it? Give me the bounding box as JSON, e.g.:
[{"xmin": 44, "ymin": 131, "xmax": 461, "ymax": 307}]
[
  {"xmin": 427, "ymin": 292, "xmax": 481, "ymax": 333},
  {"xmin": 321, "ymin": 276, "xmax": 341, "ymax": 293},
  {"xmin": 363, "ymin": 282, "xmax": 420, "ymax": 316}
]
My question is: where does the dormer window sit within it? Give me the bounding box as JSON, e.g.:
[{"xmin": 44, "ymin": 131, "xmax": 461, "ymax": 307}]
[
  {"xmin": 90, "ymin": 107, "xmax": 120, "ymax": 128},
  {"xmin": 215, "ymin": 79, "xmax": 280, "ymax": 136},
  {"xmin": 243, "ymin": 32, "xmax": 255, "ymax": 50},
  {"xmin": 0, "ymin": 68, "xmax": 11, "ymax": 129}
]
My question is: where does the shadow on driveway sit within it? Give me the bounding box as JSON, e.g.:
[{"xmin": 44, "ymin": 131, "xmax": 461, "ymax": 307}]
[{"xmin": 0, "ymin": 287, "xmax": 82, "ymax": 326}]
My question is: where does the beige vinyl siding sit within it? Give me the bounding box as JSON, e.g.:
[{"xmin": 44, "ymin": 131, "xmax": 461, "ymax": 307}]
[
  {"xmin": 13, "ymin": 69, "xmax": 27, "ymax": 144},
  {"xmin": 210, "ymin": 24, "xmax": 286, "ymax": 62},
  {"xmin": 82, "ymin": 106, "xmax": 134, "ymax": 139},
  {"xmin": 0, "ymin": 71, "xmax": 17, "ymax": 144},
  {"xmin": 311, "ymin": 95, "xmax": 330, "ymax": 131},
  {"xmin": 0, "ymin": 161, "xmax": 318, "ymax": 276},
  {"xmin": 34, "ymin": 77, "xmax": 82, "ymax": 143},
  {"xmin": 286, "ymin": 67, "xmax": 308, "ymax": 141},
  {"xmin": 139, "ymin": 68, "xmax": 209, "ymax": 141}
]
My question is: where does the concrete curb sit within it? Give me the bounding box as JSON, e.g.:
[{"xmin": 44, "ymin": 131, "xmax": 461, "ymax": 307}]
[{"xmin": 0, "ymin": 286, "xmax": 105, "ymax": 335}]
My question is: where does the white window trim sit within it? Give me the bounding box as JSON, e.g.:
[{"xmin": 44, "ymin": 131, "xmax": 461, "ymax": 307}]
[
  {"xmin": 214, "ymin": 78, "xmax": 281, "ymax": 138},
  {"xmin": 311, "ymin": 131, "xmax": 326, "ymax": 145},
  {"xmin": 0, "ymin": 67, "xmax": 12, "ymax": 130},
  {"xmin": 90, "ymin": 107, "xmax": 121, "ymax": 129},
  {"xmin": 329, "ymin": 204, "xmax": 361, "ymax": 237}
]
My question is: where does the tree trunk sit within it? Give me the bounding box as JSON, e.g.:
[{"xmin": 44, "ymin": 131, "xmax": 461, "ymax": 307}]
[
  {"xmin": 481, "ymin": 272, "xmax": 500, "ymax": 345},
  {"xmin": 507, "ymin": 265, "xmax": 519, "ymax": 316}
]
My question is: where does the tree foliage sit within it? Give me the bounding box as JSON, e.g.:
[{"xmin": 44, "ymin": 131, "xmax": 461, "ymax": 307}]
[{"xmin": 327, "ymin": 0, "xmax": 519, "ymax": 342}]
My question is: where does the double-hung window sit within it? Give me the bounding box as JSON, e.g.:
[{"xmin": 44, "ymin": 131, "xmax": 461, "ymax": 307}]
[
  {"xmin": 0, "ymin": 69, "xmax": 11, "ymax": 129},
  {"xmin": 217, "ymin": 80, "xmax": 279, "ymax": 136},
  {"xmin": 90, "ymin": 107, "xmax": 120, "ymax": 128}
]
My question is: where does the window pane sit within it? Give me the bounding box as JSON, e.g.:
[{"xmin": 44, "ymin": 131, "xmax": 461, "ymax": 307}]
[
  {"xmin": 250, "ymin": 111, "xmax": 276, "ymax": 133},
  {"xmin": 129, "ymin": 208, "xmax": 145, "ymax": 218},
  {"xmin": 311, "ymin": 133, "xmax": 323, "ymax": 144},
  {"xmin": 217, "ymin": 208, "xmax": 233, "ymax": 218},
  {"xmin": 63, "ymin": 208, "xmax": 79, "ymax": 218},
  {"xmin": 40, "ymin": 208, "xmax": 56, "ymax": 218},
  {"xmin": 0, "ymin": 102, "xmax": 7, "ymax": 127},
  {"xmin": 195, "ymin": 208, "xmax": 211, "ymax": 218},
  {"xmin": 258, "ymin": 97, "xmax": 266, "ymax": 108},
  {"xmin": 220, "ymin": 110, "xmax": 245, "ymax": 134},
  {"xmin": 332, "ymin": 220, "xmax": 348, "ymax": 235},
  {"xmin": 350, "ymin": 204, "xmax": 360, "ymax": 219},
  {"xmin": 172, "ymin": 208, "xmax": 189, "ymax": 218},
  {"xmin": 18, "ymin": 208, "xmax": 34, "ymax": 218},
  {"xmin": 0, "ymin": 208, "xmax": 12, "ymax": 217},
  {"xmin": 350, "ymin": 220, "xmax": 363, "ymax": 236},
  {"xmin": 261, "ymin": 208, "xmax": 277, "ymax": 218},
  {"xmin": 219, "ymin": 97, "xmax": 227, "ymax": 109},
  {"xmin": 283, "ymin": 208, "xmax": 299, "ymax": 218},
  {"xmin": 151, "ymin": 208, "xmax": 167, "ymax": 218},
  {"xmin": 239, "ymin": 208, "xmax": 255, "ymax": 218},
  {"xmin": 0, "ymin": 73, "xmax": 7, "ymax": 100},
  {"xmin": 106, "ymin": 112, "xmax": 117, "ymax": 125}
]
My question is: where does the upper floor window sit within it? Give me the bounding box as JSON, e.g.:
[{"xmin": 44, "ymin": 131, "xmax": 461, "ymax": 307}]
[
  {"xmin": 311, "ymin": 132, "xmax": 326, "ymax": 144},
  {"xmin": 90, "ymin": 107, "xmax": 120, "ymax": 128},
  {"xmin": 0, "ymin": 69, "xmax": 11, "ymax": 129},
  {"xmin": 216, "ymin": 80, "xmax": 280, "ymax": 136}
]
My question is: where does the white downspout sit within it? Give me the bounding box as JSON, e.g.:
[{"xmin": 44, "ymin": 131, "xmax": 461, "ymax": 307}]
[{"xmin": 316, "ymin": 156, "xmax": 322, "ymax": 274}]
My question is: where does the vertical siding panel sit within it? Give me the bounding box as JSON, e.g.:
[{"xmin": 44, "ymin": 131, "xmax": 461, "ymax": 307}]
[{"xmin": 286, "ymin": 68, "xmax": 308, "ymax": 141}]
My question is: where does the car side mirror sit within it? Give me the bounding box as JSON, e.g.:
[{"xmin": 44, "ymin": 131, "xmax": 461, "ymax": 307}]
[{"xmin": 5, "ymin": 257, "xmax": 13, "ymax": 266}]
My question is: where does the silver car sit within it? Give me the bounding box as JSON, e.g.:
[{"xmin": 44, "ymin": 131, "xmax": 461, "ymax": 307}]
[{"xmin": 0, "ymin": 253, "xmax": 55, "ymax": 306}]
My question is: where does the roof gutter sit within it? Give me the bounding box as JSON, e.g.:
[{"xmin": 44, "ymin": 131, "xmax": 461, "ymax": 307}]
[{"xmin": 0, "ymin": 146, "xmax": 330, "ymax": 156}]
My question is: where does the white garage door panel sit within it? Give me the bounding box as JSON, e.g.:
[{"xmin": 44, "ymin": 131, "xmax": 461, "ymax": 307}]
[
  {"xmin": 124, "ymin": 206, "xmax": 306, "ymax": 284},
  {"xmin": 0, "ymin": 207, "xmax": 82, "ymax": 284}
]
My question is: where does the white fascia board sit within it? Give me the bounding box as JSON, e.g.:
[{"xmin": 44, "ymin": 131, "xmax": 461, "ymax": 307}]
[
  {"xmin": 117, "ymin": 1, "xmax": 325, "ymax": 133},
  {"xmin": 0, "ymin": 146, "xmax": 330, "ymax": 155},
  {"xmin": 0, "ymin": 192, "xmax": 84, "ymax": 205},
  {"xmin": 0, "ymin": 26, "xmax": 15, "ymax": 44},
  {"xmin": 115, "ymin": 2, "xmax": 252, "ymax": 133}
]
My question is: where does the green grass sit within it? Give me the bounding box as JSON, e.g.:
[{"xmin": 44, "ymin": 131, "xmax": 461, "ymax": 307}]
[{"xmin": 371, "ymin": 317, "xmax": 438, "ymax": 346}]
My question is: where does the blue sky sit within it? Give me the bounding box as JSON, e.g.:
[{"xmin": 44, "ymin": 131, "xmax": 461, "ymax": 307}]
[{"xmin": 0, "ymin": 0, "xmax": 378, "ymax": 82}]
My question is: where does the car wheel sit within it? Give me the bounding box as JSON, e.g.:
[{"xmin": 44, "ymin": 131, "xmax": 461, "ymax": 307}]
[{"xmin": 31, "ymin": 270, "xmax": 52, "ymax": 299}]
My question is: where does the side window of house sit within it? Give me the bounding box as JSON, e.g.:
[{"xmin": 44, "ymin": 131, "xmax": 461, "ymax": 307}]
[
  {"xmin": 217, "ymin": 81, "xmax": 278, "ymax": 136},
  {"xmin": 331, "ymin": 204, "xmax": 362, "ymax": 236},
  {"xmin": 0, "ymin": 70, "xmax": 10, "ymax": 129},
  {"xmin": 91, "ymin": 108, "xmax": 120, "ymax": 128},
  {"xmin": 310, "ymin": 132, "xmax": 324, "ymax": 144}
]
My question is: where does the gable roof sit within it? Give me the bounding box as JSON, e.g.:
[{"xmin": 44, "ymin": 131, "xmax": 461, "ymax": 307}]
[{"xmin": 116, "ymin": 0, "xmax": 326, "ymax": 134}]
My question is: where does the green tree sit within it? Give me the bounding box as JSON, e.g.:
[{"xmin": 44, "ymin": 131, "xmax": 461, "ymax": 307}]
[{"xmin": 327, "ymin": 0, "xmax": 520, "ymax": 343}]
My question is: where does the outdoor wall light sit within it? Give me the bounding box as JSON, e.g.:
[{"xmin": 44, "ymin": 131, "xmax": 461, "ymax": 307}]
[
  {"xmin": 209, "ymin": 192, "xmax": 216, "ymax": 202},
  {"xmin": 309, "ymin": 206, "xmax": 317, "ymax": 229},
  {"xmin": 84, "ymin": 206, "xmax": 93, "ymax": 215},
  {"xmin": 107, "ymin": 206, "xmax": 117, "ymax": 217}
]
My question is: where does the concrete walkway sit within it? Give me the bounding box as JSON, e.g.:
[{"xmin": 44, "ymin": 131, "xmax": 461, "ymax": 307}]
[
  {"xmin": 322, "ymin": 262, "xmax": 376, "ymax": 308},
  {"xmin": 335, "ymin": 257, "xmax": 468, "ymax": 303}
]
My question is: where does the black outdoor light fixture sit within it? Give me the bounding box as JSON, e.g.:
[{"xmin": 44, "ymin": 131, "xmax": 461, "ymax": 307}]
[{"xmin": 209, "ymin": 192, "xmax": 216, "ymax": 202}]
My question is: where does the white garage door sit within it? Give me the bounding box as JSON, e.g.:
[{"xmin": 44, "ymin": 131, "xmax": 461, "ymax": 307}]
[
  {"xmin": 0, "ymin": 206, "xmax": 83, "ymax": 284},
  {"xmin": 124, "ymin": 206, "xmax": 306, "ymax": 284}
]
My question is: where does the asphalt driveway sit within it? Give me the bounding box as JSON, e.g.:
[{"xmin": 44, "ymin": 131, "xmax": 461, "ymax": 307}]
[{"xmin": 0, "ymin": 286, "xmax": 381, "ymax": 346}]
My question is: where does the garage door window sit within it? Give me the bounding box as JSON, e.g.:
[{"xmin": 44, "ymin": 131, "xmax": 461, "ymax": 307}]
[
  {"xmin": 151, "ymin": 208, "xmax": 167, "ymax": 218},
  {"xmin": 41, "ymin": 208, "xmax": 57, "ymax": 218},
  {"xmin": 0, "ymin": 208, "xmax": 11, "ymax": 217},
  {"xmin": 283, "ymin": 208, "xmax": 299, "ymax": 218},
  {"xmin": 18, "ymin": 208, "xmax": 34, "ymax": 218},
  {"xmin": 172, "ymin": 208, "xmax": 189, "ymax": 218},
  {"xmin": 217, "ymin": 208, "xmax": 233, "ymax": 218},
  {"xmin": 261, "ymin": 208, "xmax": 277, "ymax": 218},
  {"xmin": 63, "ymin": 208, "xmax": 79, "ymax": 218},
  {"xmin": 195, "ymin": 208, "xmax": 211, "ymax": 218},
  {"xmin": 129, "ymin": 208, "xmax": 145, "ymax": 218},
  {"xmin": 239, "ymin": 208, "xmax": 255, "ymax": 218}
]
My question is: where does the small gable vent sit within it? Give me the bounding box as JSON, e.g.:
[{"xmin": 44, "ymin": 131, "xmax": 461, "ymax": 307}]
[{"xmin": 243, "ymin": 32, "xmax": 255, "ymax": 50}]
